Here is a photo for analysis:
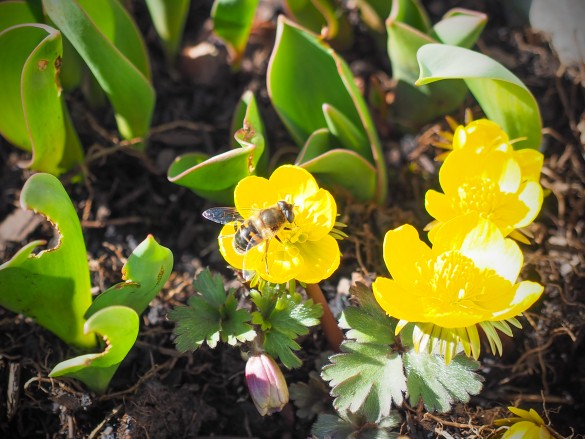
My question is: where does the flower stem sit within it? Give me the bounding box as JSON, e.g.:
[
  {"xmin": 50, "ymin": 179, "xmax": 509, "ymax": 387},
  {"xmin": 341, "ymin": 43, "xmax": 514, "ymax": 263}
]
[{"xmin": 305, "ymin": 283, "xmax": 343, "ymax": 352}]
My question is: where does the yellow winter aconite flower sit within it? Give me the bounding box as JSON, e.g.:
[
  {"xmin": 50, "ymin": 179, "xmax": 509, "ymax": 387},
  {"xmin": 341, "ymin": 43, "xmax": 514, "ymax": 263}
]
[
  {"xmin": 218, "ymin": 165, "xmax": 340, "ymax": 284},
  {"xmin": 425, "ymin": 147, "xmax": 543, "ymax": 241},
  {"xmin": 372, "ymin": 214, "xmax": 544, "ymax": 362},
  {"xmin": 495, "ymin": 407, "xmax": 553, "ymax": 439},
  {"xmin": 437, "ymin": 118, "xmax": 544, "ymax": 182}
]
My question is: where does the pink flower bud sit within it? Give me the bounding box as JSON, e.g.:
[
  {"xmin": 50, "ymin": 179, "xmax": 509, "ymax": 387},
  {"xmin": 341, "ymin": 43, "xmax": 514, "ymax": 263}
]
[{"xmin": 245, "ymin": 353, "xmax": 289, "ymax": 416}]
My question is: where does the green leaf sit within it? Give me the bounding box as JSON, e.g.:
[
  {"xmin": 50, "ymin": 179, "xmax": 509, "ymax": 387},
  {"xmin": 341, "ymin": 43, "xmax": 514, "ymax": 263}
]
[
  {"xmin": 0, "ymin": 23, "xmax": 83, "ymax": 175},
  {"xmin": 289, "ymin": 371, "xmax": 330, "ymax": 420},
  {"xmin": 252, "ymin": 291, "xmax": 323, "ymax": 369},
  {"xmin": 404, "ymin": 350, "xmax": 483, "ymax": 412},
  {"xmin": 145, "ymin": 0, "xmax": 190, "ymax": 63},
  {"xmin": 211, "ymin": 0, "xmax": 259, "ymax": 67},
  {"xmin": 43, "ymin": 0, "xmax": 154, "ymax": 145},
  {"xmin": 0, "ymin": 1, "xmax": 43, "ymax": 31},
  {"xmin": 431, "ymin": 9, "xmax": 487, "ymax": 48},
  {"xmin": 312, "ymin": 412, "xmax": 402, "ymax": 439},
  {"xmin": 169, "ymin": 269, "xmax": 255, "ymax": 352},
  {"xmin": 322, "ymin": 104, "xmax": 370, "ymax": 158},
  {"xmin": 268, "ymin": 16, "xmax": 387, "ymax": 203},
  {"xmin": 84, "ymin": 235, "xmax": 173, "ymax": 318},
  {"xmin": 416, "ymin": 43, "xmax": 542, "ymax": 149},
  {"xmin": 311, "ymin": 414, "xmax": 357, "ymax": 439},
  {"xmin": 0, "ymin": 173, "xmax": 94, "ymax": 349},
  {"xmin": 168, "ymin": 92, "xmax": 266, "ymax": 204},
  {"xmin": 49, "ymin": 306, "xmax": 139, "ymax": 394},
  {"xmin": 322, "ymin": 341, "xmax": 405, "ymax": 422}
]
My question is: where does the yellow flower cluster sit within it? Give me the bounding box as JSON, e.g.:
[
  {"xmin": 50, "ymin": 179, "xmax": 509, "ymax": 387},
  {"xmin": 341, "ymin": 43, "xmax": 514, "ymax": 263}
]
[{"xmin": 373, "ymin": 119, "xmax": 545, "ymax": 362}]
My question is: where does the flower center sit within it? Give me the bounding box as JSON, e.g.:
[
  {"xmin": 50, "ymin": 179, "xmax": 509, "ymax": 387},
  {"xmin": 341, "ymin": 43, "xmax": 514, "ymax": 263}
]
[{"xmin": 456, "ymin": 179, "xmax": 500, "ymax": 219}]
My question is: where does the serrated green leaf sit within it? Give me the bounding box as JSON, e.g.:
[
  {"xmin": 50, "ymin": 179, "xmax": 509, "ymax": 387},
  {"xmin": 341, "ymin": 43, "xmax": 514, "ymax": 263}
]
[
  {"xmin": 404, "ymin": 350, "xmax": 483, "ymax": 413},
  {"xmin": 322, "ymin": 341, "xmax": 405, "ymax": 422},
  {"xmin": 416, "ymin": 43, "xmax": 542, "ymax": 150},
  {"xmin": 253, "ymin": 292, "xmax": 323, "ymax": 369},
  {"xmin": 84, "ymin": 235, "xmax": 173, "ymax": 318},
  {"xmin": 289, "ymin": 371, "xmax": 330, "ymax": 420},
  {"xmin": 311, "ymin": 414, "xmax": 356, "ymax": 439},
  {"xmin": 339, "ymin": 282, "xmax": 396, "ymax": 344},
  {"xmin": 312, "ymin": 411, "xmax": 402, "ymax": 439},
  {"xmin": 169, "ymin": 269, "xmax": 255, "ymax": 351},
  {"xmin": 0, "ymin": 173, "xmax": 94, "ymax": 349},
  {"xmin": 49, "ymin": 306, "xmax": 139, "ymax": 394}
]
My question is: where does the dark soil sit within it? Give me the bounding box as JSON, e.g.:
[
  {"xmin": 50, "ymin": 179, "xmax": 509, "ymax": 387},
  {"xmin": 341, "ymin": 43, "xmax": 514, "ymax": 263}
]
[{"xmin": 1, "ymin": 0, "xmax": 584, "ymax": 438}]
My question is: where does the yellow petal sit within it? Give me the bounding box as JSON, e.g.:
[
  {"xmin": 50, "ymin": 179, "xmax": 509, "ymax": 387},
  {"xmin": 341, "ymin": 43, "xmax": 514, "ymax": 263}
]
[
  {"xmin": 490, "ymin": 280, "xmax": 544, "ymax": 321},
  {"xmin": 294, "ymin": 188, "xmax": 336, "ymax": 240},
  {"xmin": 235, "ymin": 176, "xmax": 278, "ymax": 214},
  {"xmin": 491, "ymin": 154, "xmax": 521, "ymax": 194},
  {"xmin": 514, "ymin": 149, "xmax": 544, "ymax": 181},
  {"xmin": 515, "ymin": 181, "xmax": 543, "ymax": 227},
  {"xmin": 425, "ymin": 190, "xmax": 455, "ymax": 224},
  {"xmin": 294, "ymin": 234, "xmax": 340, "ymax": 284},
  {"xmin": 269, "ymin": 165, "xmax": 320, "ymax": 204},
  {"xmin": 258, "ymin": 238, "xmax": 302, "ymax": 284},
  {"xmin": 438, "ymin": 149, "xmax": 479, "ymax": 194},
  {"xmin": 383, "ymin": 225, "xmax": 432, "ymax": 285},
  {"xmin": 218, "ymin": 223, "xmax": 246, "ymax": 270},
  {"xmin": 373, "ymin": 277, "xmax": 430, "ymax": 321}
]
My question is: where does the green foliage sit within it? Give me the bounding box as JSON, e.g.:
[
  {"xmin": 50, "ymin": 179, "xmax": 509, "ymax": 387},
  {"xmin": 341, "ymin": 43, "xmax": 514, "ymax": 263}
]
[
  {"xmin": 404, "ymin": 350, "xmax": 483, "ymax": 412},
  {"xmin": 0, "ymin": 18, "xmax": 83, "ymax": 175},
  {"xmin": 168, "ymin": 90, "xmax": 266, "ymax": 204},
  {"xmin": 311, "ymin": 412, "xmax": 402, "ymax": 438},
  {"xmin": 251, "ymin": 286, "xmax": 323, "ymax": 369},
  {"xmin": 211, "ymin": 0, "xmax": 259, "ymax": 68},
  {"xmin": 322, "ymin": 283, "xmax": 485, "ymax": 421},
  {"xmin": 84, "ymin": 235, "xmax": 174, "ymax": 318},
  {"xmin": 169, "ymin": 269, "xmax": 256, "ymax": 351},
  {"xmin": 145, "ymin": 0, "xmax": 191, "ymax": 64},
  {"xmin": 43, "ymin": 0, "xmax": 155, "ymax": 148},
  {"xmin": 268, "ymin": 15, "xmax": 387, "ymax": 203},
  {"xmin": 49, "ymin": 306, "xmax": 139, "ymax": 394},
  {"xmin": 386, "ymin": 0, "xmax": 487, "ymax": 131},
  {"xmin": 0, "ymin": 173, "xmax": 94, "ymax": 349},
  {"xmin": 416, "ymin": 44, "xmax": 543, "ymax": 150},
  {"xmin": 290, "ymin": 371, "xmax": 331, "ymax": 420}
]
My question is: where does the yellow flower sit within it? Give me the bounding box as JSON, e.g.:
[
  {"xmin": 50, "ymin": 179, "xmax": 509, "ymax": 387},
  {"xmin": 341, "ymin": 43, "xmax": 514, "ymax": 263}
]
[
  {"xmin": 495, "ymin": 407, "xmax": 553, "ymax": 439},
  {"xmin": 218, "ymin": 165, "xmax": 340, "ymax": 284},
  {"xmin": 372, "ymin": 214, "xmax": 543, "ymax": 362},
  {"xmin": 425, "ymin": 147, "xmax": 543, "ymax": 240},
  {"xmin": 437, "ymin": 118, "xmax": 543, "ymax": 182}
]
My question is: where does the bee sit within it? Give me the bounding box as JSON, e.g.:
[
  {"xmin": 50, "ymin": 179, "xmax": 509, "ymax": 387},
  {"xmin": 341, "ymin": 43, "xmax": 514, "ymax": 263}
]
[{"xmin": 202, "ymin": 201, "xmax": 295, "ymax": 278}]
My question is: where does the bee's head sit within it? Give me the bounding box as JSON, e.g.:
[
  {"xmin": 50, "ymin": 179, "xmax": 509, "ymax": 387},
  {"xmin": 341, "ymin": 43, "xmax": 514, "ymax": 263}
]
[{"xmin": 277, "ymin": 200, "xmax": 295, "ymax": 223}]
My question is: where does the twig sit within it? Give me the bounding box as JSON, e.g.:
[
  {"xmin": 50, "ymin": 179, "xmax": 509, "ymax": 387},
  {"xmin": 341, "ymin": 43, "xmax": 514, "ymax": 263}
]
[{"xmin": 305, "ymin": 283, "xmax": 343, "ymax": 352}]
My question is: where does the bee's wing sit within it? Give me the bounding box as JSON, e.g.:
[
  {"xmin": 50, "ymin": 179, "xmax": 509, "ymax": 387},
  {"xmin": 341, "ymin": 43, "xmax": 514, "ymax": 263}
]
[{"xmin": 202, "ymin": 207, "xmax": 244, "ymax": 224}]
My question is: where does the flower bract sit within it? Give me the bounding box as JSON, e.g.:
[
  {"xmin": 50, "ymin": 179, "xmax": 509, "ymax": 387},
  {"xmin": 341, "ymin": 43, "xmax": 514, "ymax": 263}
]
[
  {"xmin": 372, "ymin": 214, "xmax": 543, "ymax": 361},
  {"xmin": 218, "ymin": 165, "xmax": 340, "ymax": 284},
  {"xmin": 425, "ymin": 147, "xmax": 543, "ymax": 240}
]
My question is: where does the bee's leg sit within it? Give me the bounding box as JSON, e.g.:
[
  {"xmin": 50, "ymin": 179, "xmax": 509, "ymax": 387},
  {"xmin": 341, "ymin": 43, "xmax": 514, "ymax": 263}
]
[{"xmin": 263, "ymin": 240, "xmax": 271, "ymax": 274}]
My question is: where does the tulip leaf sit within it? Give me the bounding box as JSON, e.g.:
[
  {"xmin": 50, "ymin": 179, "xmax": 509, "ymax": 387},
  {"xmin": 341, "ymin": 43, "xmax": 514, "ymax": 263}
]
[
  {"xmin": 417, "ymin": 44, "xmax": 542, "ymax": 149},
  {"xmin": 145, "ymin": 0, "xmax": 191, "ymax": 63},
  {"xmin": 0, "ymin": 173, "xmax": 94, "ymax": 349},
  {"xmin": 403, "ymin": 351, "xmax": 483, "ymax": 413},
  {"xmin": 170, "ymin": 269, "xmax": 256, "ymax": 352},
  {"xmin": 43, "ymin": 0, "xmax": 154, "ymax": 145},
  {"xmin": 0, "ymin": 1, "xmax": 43, "ymax": 30},
  {"xmin": 295, "ymin": 128, "xmax": 331, "ymax": 163},
  {"xmin": 0, "ymin": 23, "xmax": 83, "ymax": 175},
  {"xmin": 84, "ymin": 235, "xmax": 173, "ymax": 318},
  {"xmin": 251, "ymin": 289, "xmax": 323, "ymax": 369},
  {"xmin": 299, "ymin": 149, "xmax": 377, "ymax": 202},
  {"xmin": 211, "ymin": 0, "xmax": 259, "ymax": 67},
  {"xmin": 49, "ymin": 306, "xmax": 139, "ymax": 394},
  {"xmin": 431, "ymin": 9, "xmax": 487, "ymax": 48},
  {"xmin": 168, "ymin": 92, "xmax": 266, "ymax": 204},
  {"xmin": 268, "ymin": 15, "xmax": 387, "ymax": 203},
  {"xmin": 416, "ymin": 44, "xmax": 542, "ymax": 150}
]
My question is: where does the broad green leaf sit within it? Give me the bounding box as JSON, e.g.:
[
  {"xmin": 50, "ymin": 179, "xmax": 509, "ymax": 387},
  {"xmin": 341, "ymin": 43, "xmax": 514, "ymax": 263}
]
[
  {"xmin": 84, "ymin": 235, "xmax": 173, "ymax": 318},
  {"xmin": 145, "ymin": 0, "xmax": 190, "ymax": 63},
  {"xmin": 0, "ymin": 23, "xmax": 83, "ymax": 175},
  {"xmin": 322, "ymin": 104, "xmax": 370, "ymax": 159},
  {"xmin": 168, "ymin": 94, "xmax": 266, "ymax": 204},
  {"xmin": 299, "ymin": 149, "xmax": 377, "ymax": 202},
  {"xmin": 252, "ymin": 291, "xmax": 322, "ymax": 369},
  {"xmin": 0, "ymin": 1, "xmax": 43, "ymax": 30},
  {"xmin": 321, "ymin": 341, "xmax": 406, "ymax": 421},
  {"xmin": 404, "ymin": 350, "xmax": 483, "ymax": 412},
  {"xmin": 268, "ymin": 16, "xmax": 387, "ymax": 203},
  {"xmin": 169, "ymin": 269, "xmax": 255, "ymax": 352},
  {"xmin": 49, "ymin": 306, "xmax": 139, "ymax": 394},
  {"xmin": 0, "ymin": 174, "xmax": 94, "ymax": 349},
  {"xmin": 354, "ymin": 0, "xmax": 392, "ymax": 33},
  {"xmin": 416, "ymin": 44, "xmax": 542, "ymax": 149},
  {"xmin": 211, "ymin": 0, "xmax": 259, "ymax": 67},
  {"xmin": 43, "ymin": 0, "xmax": 154, "ymax": 145},
  {"xmin": 431, "ymin": 9, "xmax": 487, "ymax": 48},
  {"xmin": 295, "ymin": 128, "xmax": 331, "ymax": 163},
  {"xmin": 284, "ymin": 0, "xmax": 353, "ymax": 48}
]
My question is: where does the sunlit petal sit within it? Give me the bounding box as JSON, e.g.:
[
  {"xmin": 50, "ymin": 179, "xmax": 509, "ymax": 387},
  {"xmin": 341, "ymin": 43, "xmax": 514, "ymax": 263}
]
[
  {"xmin": 383, "ymin": 225, "xmax": 433, "ymax": 284},
  {"xmin": 270, "ymin": 165, "xmax": 319, "ymax": 204},
  {"xmin": 294, "ymin": 235, "xmax": 340, "ymax": 284},
  {"xmin": 235, "ymin": 176, "xmax": 279, "ymax": 214}
]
